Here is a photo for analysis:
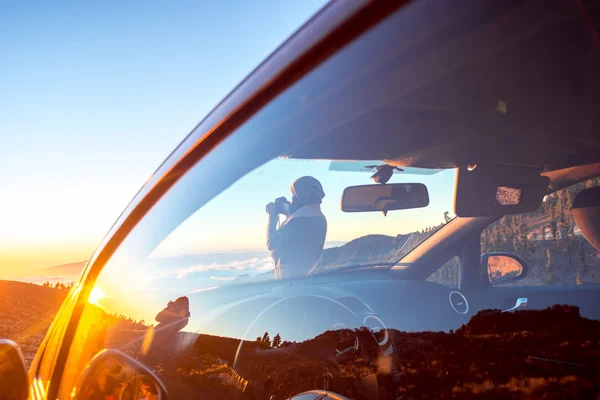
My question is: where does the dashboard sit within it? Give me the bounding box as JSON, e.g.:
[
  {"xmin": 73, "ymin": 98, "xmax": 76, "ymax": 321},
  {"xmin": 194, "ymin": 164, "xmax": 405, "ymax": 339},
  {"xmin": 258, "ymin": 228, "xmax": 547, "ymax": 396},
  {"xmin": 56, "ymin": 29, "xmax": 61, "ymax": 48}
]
[
  {"xmin": 149, "ymin": 269, "xmax": 600, "ymax": 399},
  {"xmin": 191, "ymin": 270, "xmax": 470, "ymax": 349},
  {"xmin": 179, "ymin": 270, "xmax": 471, "ymax": 399}
]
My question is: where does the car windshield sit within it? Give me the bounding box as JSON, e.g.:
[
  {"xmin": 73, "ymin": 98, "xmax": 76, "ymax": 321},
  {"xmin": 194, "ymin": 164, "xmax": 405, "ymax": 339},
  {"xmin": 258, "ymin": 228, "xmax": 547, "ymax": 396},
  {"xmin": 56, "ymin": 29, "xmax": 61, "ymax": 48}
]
[{"xmin": 149, "ymin": 160, "xmax": 454, "ymax": 283}]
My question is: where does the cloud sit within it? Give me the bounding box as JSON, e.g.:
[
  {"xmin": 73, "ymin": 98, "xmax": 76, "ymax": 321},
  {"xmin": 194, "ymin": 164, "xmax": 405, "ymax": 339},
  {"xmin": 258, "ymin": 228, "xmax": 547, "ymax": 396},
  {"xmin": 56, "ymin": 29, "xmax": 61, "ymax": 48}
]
[
  {"xmin": 166, "ymin": 256, "xmax": 274, "ymax": 279},
  {"xmin": 210, "ymin": 276, "xmax": 237, "ymax": 281},
  {"xmin": 187, "ymin": 285, "xmax": 220, "ymax": 293}
]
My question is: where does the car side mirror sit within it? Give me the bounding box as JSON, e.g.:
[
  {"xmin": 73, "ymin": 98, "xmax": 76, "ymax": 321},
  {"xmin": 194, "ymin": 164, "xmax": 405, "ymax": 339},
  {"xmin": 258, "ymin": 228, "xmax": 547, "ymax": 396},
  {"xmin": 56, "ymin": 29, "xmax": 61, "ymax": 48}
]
[
  {"xmin": 481, "ymin": 252, "xmax": 528, "ymax": 285},
  {"xmin": 75, "ymin": 349, "xmax": 168, "ymax": 400},
  {"xmin": 0, "ymin": 340, "xmax": 28, "ymax": 400}
]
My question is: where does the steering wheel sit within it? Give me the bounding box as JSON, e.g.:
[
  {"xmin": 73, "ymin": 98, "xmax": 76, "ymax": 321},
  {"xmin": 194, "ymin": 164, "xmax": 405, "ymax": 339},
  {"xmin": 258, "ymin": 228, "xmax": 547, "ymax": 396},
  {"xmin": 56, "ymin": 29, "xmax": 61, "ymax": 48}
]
[{"xmin": 231, "ymin": 295, "xmax": 391, "ymax": 399}]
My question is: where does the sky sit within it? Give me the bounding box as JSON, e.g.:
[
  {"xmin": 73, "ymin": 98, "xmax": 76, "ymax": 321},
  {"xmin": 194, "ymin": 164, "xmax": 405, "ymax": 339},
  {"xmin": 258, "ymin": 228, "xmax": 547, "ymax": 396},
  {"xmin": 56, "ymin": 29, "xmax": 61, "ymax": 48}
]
[
  {"xmin": 152, "ymin": 160, "xmax": 455, "ymax": 257},
  {"xmin": 0, "ymin": 0, "xmax": 330, "ymax": 275}
]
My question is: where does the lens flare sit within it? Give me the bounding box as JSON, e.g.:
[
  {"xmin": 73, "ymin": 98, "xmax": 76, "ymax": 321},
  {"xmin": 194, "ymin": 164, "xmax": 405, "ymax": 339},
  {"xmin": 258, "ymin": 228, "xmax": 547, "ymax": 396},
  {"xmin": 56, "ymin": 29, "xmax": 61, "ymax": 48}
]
[{"xmin": 88, "ymin": 287, "xmax": 105, "ymax": 306}]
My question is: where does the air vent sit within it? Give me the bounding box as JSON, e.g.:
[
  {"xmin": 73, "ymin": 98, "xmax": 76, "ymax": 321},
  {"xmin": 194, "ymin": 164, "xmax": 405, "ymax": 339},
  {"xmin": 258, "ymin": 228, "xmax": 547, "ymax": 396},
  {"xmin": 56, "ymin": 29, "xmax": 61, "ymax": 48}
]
[{"xmin": 449, "ymin": 291, "xmax": 469, "ymax": 315}]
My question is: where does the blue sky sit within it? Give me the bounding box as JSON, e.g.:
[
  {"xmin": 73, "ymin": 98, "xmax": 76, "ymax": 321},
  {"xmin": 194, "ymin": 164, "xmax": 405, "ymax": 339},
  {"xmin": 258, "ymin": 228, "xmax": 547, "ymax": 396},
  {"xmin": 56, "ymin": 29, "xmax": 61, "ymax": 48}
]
[
  {"xmin": 153, "ymin": 160, "xmax": 455, "ymax": 257},
  {"xmin": 1, "ymin": 1, "xmax": 457, "ymax": 279},
  {"xmin": 0, "ymin": 0, "xmax": 330, "ymax": 273}
]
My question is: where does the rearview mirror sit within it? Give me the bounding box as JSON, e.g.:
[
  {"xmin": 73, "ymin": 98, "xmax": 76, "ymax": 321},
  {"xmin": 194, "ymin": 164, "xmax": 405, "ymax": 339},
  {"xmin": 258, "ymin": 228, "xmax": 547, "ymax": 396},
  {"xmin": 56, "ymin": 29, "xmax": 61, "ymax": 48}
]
[
  {"xmin": 341, "ymin": 183, "xmax": 429, "ymax": 215},
  {"xmin": 482, "ymin": 252, "xmax": 528, "ymax": 285},
  {"xmin": 75, "ymin": 349, "xmax": 168, "ymax": 400},
  {"xmin": 0, "ymin": 340, "xmax": 28, "ymax": 400}
]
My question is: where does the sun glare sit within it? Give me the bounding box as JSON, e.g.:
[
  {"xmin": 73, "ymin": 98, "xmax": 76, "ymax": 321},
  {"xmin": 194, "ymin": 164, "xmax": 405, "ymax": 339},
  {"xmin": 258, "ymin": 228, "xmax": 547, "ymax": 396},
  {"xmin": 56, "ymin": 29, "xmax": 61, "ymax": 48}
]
[{"xmin": 88, "ymin": 287, "xmax": 105, "ymax": 306}]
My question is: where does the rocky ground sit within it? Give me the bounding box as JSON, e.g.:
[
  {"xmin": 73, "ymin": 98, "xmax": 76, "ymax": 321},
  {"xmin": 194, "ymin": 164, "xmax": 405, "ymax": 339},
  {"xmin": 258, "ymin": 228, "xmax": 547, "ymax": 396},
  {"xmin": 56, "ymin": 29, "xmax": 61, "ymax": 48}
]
[
  {"xmin": 0, "ymin": 280, "xmax": 68, "ymax": 365},
  {"xmin": 2, "ymin": 282, "xmax": 600, "ymax": 399},
  {"xmin": 115, "ymin": 305, "xmax": 599, "ymax": 400}
]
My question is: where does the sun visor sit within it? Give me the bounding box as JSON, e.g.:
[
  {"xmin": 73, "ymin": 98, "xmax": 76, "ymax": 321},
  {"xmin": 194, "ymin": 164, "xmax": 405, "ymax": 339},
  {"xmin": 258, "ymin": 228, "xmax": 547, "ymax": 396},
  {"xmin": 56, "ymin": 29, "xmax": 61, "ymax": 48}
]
[{"xmin": 454, "ymin": 163, "xmax": 550, "ymax": 217}]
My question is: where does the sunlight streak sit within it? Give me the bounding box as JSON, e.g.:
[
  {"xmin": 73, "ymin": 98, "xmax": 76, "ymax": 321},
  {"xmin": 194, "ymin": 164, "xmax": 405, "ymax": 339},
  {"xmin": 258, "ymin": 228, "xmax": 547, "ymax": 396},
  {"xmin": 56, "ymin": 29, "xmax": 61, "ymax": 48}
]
[{"xmin": 88, "ymin": 287, "xmax": 105, "ymax": 306}]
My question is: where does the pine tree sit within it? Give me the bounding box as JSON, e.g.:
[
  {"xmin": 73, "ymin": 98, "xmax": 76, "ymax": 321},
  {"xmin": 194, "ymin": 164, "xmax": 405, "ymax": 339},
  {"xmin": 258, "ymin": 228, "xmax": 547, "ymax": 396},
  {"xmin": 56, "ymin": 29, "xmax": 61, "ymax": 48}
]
[
  {"xmin": 540, "ymin": 225, "xmax": 547, "ymax": 241},
  {"xmin": 261, "ymin": 332, "xmax": 271, "ymax": 348},
  {"xmin": 557, "ymin": 190, "xmax": 576, "ymax": 268},
  {"xmin": 272, "ymin": 333, "xmax": 282, "ymax": 348},
  {"xmin": 481, "ymin": 227, "xmax": 493, "ymax": 253},
  {"xmin": 576, "ymin": 239, "xmax": 586, "ymax": 280},
  {"xmin": 545, "ymin": 249, "xmax": 554, "ymax": 284},
  {"xmin": 549, "ymin": 219, "xmax": 559, "ymax": 246},
  {"xmin": 516, "ymin": 215, "xmax": 535, "ymax": 260}
]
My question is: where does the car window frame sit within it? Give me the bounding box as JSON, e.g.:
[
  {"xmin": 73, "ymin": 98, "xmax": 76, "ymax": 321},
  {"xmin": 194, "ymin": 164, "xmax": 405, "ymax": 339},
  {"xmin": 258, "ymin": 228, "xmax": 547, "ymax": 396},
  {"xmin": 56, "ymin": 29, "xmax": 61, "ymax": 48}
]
[{"xmin": 28, "ymin": 283, "xmax": 82, "ymax": 399}]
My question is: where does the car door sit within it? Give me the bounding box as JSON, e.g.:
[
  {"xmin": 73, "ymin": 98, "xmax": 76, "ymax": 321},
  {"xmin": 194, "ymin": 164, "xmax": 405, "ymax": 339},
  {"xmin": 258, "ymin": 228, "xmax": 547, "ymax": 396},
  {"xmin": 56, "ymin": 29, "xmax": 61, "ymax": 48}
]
[{"xmin": 27, "ymin": 282, "xmax": 84, "ymax": 399}]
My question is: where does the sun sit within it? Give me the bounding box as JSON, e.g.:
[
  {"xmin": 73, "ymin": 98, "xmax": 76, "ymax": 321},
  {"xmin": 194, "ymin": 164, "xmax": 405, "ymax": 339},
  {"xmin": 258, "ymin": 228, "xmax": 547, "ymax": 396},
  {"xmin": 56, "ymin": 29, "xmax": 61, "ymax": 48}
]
[{"xmin": 88, "ymin": 287, "xmax": 105, "ymax": 306}]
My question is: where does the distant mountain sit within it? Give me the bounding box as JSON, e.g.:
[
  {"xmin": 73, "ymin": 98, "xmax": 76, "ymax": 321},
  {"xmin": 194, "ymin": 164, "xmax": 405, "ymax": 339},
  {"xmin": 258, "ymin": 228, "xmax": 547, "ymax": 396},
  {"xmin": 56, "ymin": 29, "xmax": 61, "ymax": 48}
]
[
  {"xmin": 321, "ymin": 231, "xmax": 434, "ymax": 268},
  {"xmin": 232, "ymin": 232, "xmax": 432, "ymax": 282},
  {"xmin": 324, "ymin": 240, "xmax": 347, "ymax": 249},
  {"xmin": 36, "ymin": 261, "xmax": 86, "ymax": 277}
]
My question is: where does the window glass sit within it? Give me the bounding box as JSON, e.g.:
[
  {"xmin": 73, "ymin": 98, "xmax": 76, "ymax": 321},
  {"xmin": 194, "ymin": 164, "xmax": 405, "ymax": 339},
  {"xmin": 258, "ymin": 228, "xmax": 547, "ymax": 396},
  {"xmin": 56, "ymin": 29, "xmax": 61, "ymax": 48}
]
[
  {"xmin": 125, "ymin": 160, "xmax": 455, "ymax": 284},
  {"xmin": 58, "ymin": 157, "xmax": 456, "ymax": 399},
  {"xmin": 426, "ymin": 256, "xmax": 459, "ymax": 286},
  {"xmin": 481, "ymin": 178, "xmax": 600, "ymax": 286}
]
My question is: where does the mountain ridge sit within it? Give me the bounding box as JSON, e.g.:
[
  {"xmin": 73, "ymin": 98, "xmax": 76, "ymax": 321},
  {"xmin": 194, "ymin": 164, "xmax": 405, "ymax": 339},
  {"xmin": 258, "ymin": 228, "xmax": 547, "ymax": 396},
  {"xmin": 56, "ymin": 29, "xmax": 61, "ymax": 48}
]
[{"xmin": 37, "ymin": 260, "xmax": 87, "ymax": 276}]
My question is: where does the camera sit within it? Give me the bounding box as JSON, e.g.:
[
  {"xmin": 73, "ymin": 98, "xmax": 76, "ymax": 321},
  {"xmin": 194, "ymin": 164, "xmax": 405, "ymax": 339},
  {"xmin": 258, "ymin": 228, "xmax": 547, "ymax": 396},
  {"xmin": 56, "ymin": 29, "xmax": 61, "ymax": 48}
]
[{"xmin": 266, "ymin": 196, "xmax": 291, "ymax": 215}]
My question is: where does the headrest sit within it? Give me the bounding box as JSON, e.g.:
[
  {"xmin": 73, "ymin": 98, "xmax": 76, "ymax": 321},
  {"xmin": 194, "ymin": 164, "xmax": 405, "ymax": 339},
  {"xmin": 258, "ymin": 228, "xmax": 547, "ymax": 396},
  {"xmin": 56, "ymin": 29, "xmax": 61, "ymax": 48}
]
[{"xmin": 572, "ymin": 186, "xmax": 600, "ymax": 251}]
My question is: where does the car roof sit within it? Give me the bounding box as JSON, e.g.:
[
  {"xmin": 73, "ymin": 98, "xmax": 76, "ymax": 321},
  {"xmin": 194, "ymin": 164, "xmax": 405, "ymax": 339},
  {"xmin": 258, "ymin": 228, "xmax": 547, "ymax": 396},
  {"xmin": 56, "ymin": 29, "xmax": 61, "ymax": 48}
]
[{"xmin": 287, "ymin": 0, "xmax": 600, "ymax": 173}]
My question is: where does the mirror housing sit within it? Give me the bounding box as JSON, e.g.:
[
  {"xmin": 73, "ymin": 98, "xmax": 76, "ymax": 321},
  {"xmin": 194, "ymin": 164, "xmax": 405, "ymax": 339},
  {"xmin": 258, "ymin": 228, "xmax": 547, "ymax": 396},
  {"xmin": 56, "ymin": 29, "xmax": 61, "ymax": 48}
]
[
  {"xmin": 0, "ymin": 340, "xmax": 28, "ymax": 400},
  {"xmin": 341, "ymin": 183, "xmax": 429, "ymax": 215},
  {"xmin": 75, "ymin": 349, "xmax": 168, "ymax": 400},
  {"xmin": 482, "ymin": 252, "xmax": 528, "ymax": 285}
]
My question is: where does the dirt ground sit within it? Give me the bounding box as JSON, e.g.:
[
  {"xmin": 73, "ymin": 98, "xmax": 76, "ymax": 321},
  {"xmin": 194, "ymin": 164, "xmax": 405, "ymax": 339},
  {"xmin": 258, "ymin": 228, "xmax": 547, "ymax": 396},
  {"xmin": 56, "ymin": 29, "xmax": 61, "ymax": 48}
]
[{"xmin": 0, "ymin": 280, "xmax": 67, "ymax": 366}]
